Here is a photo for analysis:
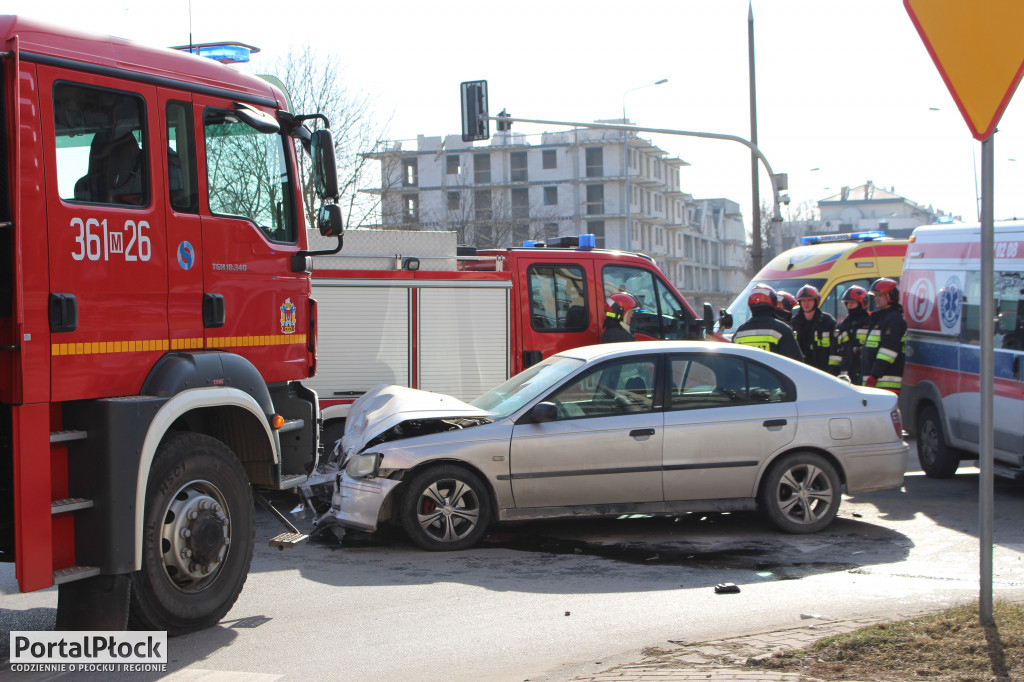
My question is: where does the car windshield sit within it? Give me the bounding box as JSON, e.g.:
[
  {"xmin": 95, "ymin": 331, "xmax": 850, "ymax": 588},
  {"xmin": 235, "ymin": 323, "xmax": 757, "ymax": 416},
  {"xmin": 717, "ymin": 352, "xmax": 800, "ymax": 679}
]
[
  {"xmin": 720, "ymin": 277, "xmax": 827, "ymax": 332},
  {"xmin": 471, "ymin": 355, "xmax": 585, "ymax": 420}
]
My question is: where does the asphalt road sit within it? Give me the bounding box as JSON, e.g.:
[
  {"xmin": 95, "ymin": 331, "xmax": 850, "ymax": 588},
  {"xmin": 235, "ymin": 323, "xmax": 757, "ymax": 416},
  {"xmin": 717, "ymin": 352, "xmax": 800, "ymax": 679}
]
[{"xmin": 3, "ymin": 440, "xmax": 1024, "ymax": 681}]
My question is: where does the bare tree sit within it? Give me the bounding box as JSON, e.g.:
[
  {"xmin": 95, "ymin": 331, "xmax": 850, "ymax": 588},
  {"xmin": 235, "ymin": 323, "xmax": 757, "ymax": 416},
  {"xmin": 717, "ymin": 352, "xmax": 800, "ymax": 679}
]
[{"xmin": 266, "ymin": 46, "xmax": 391, "ymax": 230}]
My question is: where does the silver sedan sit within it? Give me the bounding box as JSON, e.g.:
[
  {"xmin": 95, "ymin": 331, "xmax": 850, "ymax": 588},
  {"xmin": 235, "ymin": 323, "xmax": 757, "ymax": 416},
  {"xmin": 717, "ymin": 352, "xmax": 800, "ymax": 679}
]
[{"xmin": 302, "ymin": 341, "xmax": 908, "ymax": 551}]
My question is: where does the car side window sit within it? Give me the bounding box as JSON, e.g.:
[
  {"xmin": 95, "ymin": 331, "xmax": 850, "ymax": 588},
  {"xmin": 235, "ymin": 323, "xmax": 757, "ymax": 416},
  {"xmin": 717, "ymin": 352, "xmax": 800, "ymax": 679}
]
[
  {"xmin": 55, "ymin": 82, "xmax": 148, "ymax": 206},
  {"xmin": 669, "ymin": 355, "xmax": 794, "ymax": 410},
  {"xmin": 747, "ymin": 361, "xmax": 793, "ymax": 403},
  {"xmin": 670, "ymin": 355, "xmax": 747, "ymax": 410},
  {"xmin": 527, "ymin": 264, "xmax": 587, "ymax": 332},
  {"xmin": 547, "ymin": 357, "xmax": 656, "ymax": 419}
]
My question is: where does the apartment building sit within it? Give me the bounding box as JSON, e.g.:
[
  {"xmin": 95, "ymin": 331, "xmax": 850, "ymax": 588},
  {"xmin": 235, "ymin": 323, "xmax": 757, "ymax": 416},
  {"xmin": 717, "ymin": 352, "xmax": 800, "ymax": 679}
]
[{"xmin": 362, "ymin": 124, "xmax": 746, "ymax": 306}]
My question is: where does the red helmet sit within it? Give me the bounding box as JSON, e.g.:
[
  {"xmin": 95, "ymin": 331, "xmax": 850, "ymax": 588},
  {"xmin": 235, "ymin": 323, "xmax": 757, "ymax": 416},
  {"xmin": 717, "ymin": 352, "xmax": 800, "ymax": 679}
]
[
  {"xmin": 747, "ymin": 285, "xmax": 778, "ymax": 312},
  {"xmin": 606, "ymin": 292, "xmax": 640, "ymax": 320},
  {"xmin": 841, "ymin": 285, "xmax": 869, "ymax": 308},
  {"xmin": 870, "ymin": 278, "xmax": 900, "ymax": 304},
  {"xmin": 776, "ymin": 291, "xmax": 797, "ymax": 314},
  {"xmin": 795, "ymin": 285, "xmax": 821, "ymax": 305}
]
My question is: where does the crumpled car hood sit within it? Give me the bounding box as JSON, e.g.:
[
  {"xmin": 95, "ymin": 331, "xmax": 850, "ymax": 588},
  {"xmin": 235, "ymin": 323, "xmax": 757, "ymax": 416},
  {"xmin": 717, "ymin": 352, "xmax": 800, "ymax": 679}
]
[{"xmin": 341, "ymin": 384, "xmax": 492, "ymax": 457}]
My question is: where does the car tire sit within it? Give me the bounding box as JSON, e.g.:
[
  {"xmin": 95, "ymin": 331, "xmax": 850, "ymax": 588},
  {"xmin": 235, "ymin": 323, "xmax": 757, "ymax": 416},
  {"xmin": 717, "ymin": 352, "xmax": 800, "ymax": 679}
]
[
  {"xmin": 400, "ymin": 465, "xmax": 492, "ymax": 551},
  {"xmin": 918, "ymin": 405, "xmax": 959, "ymax": 478},
  {"xmin": 759, "ymin": 451, "xmax": 841, "ymax": 534},
  {"xmin": 128, "ymin": 432, "xmax": 254, "ymax": 635}
]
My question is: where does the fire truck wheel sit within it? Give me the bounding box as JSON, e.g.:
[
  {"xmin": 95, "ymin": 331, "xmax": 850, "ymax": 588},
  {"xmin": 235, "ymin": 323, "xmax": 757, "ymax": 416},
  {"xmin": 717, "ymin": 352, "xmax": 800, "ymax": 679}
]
[
  {"xmin": 758, "ymin": 451, "xmax": 841, "ymax": 534},
  {"xmin": 918, "ymin": 405, "xmax": 959, "ymax": 479},
  {"xmin": 129, "ymin": 431, "xmax": 254, "ymax": 635},
  {"xmin": 400, "ymin": 465, "xmax": 492, "ymax": 551}
]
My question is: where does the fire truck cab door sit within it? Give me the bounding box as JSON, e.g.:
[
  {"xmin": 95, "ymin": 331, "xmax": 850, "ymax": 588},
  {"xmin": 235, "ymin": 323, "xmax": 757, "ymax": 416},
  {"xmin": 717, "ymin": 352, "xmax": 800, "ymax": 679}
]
[
  {"xmin": 192, "ymin": 95, "xmax": 308, "ymax": 383},
  {"xmin": 42, "ymin": 69, "xmax": 167, "ymax": 401}
]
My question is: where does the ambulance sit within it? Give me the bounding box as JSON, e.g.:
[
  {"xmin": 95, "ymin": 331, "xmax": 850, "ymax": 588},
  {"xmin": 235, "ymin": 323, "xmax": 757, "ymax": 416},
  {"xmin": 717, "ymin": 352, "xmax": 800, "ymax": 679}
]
[
  {"xmin": 900, "ymin": 222, "xmax": 1024, "ymax": 479},
  {"xmin": 719, "ymin": 232, "xmax": 910, "ymax": 332}
]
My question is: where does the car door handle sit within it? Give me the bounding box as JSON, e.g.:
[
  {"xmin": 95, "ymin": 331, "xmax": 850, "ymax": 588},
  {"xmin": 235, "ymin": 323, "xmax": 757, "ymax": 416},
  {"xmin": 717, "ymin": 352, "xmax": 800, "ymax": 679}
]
[
  {"xmin": 763, "ymin": 419, "xmax": 787, "ymax": 428},
  {"xmin": 630, "ymin": 428, "xmax": 656, "ymax": 437}
]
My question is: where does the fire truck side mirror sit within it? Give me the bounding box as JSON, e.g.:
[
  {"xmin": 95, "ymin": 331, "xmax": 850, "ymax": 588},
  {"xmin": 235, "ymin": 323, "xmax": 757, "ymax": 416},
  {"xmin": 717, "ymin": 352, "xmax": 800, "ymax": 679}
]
[
  {"xmin": 702, "ymin": 303, "xmax": 715, "ymax": 337},
  {"xmin": 318, "ymin": 204, "xmax": 343, "ymax": 237},
  {"xmin": 311, "ymin": 129, "xmax": 339, "ymax": 201}
]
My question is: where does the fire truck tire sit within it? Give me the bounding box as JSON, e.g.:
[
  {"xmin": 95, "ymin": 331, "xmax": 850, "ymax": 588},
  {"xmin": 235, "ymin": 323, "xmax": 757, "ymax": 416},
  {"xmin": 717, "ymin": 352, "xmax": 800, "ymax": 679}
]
[
  {"xmin": 758, "ymin": 451, "xmax": 841, "ymax": 534},
  {"xmin": 400, "ymin": 465, "xmax": 492, "ymax": 551},
  {"xmin": 129, "ymin": 431, "xmax": 254, "ymax": 635},
  {"xmin": 918, "ymin": 405, "xmax": 959, "ymax": 479}
]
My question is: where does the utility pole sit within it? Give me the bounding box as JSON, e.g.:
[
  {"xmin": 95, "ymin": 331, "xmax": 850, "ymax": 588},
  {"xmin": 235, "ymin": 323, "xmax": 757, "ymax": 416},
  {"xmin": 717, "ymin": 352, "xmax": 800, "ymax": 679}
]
[{"xmin": 748, "ymin": 1, "xmax": 763, "ymax": 272}]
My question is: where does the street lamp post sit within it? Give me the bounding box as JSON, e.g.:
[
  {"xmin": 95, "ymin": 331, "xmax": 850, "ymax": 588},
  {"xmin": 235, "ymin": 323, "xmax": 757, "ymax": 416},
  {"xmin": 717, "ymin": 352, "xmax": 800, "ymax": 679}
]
[{"xmin": 622, "ymin": 79, "xmax": 667, "ymax": 250}]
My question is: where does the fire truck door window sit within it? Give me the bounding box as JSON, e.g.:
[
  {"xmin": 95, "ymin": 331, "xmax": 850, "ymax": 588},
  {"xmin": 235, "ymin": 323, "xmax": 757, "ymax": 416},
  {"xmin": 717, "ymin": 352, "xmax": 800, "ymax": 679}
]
[
  {"xmin": 822, "ymin": 278, "xmax": 872, "ymax": 322},
  {"xmin": 166, "ymin": 101, "xmax": 198, "ymax": 213},
  {"xmin": 527, "ymin": 264, "xmax": 587, "ymax": 332},
  {"xmin": 202, "ymin": 108, "xmax": 296, "ymax": 243},
  {"xmin": 55, "ymin": 83, "xmax": 148, "ymax": 206},
  {"xmin": 603, "ymin": 265, "xmax": 666, "ymax": 338}
]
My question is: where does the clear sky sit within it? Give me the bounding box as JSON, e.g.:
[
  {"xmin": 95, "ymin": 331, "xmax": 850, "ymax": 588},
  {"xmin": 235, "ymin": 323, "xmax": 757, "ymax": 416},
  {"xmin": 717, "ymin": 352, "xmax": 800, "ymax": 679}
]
[{"xmin": 7, "ymin": 0, "xmax": 1024, "ymax": 230}]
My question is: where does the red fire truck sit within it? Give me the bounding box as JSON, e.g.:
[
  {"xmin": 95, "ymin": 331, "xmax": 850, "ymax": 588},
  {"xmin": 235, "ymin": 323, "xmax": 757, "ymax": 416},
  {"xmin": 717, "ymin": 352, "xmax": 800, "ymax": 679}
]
[
  {"xmin": 1, "ymin": 16, "xmax": 341, "ymax": 633},
  {"xmin": 308, "ymin": 230, "xmax": 718, "ymax": 443}
]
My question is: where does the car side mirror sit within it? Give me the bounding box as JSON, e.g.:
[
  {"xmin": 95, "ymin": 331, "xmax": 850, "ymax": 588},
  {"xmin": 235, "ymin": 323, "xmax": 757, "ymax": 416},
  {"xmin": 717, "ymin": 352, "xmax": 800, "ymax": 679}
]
[
  {"xmin": 702, "ymin": 303, "xmax": 715, "ymax": 337},
  {"xmin": 527, "ymin": 402, "xmax": 558, "ymax": 423}
]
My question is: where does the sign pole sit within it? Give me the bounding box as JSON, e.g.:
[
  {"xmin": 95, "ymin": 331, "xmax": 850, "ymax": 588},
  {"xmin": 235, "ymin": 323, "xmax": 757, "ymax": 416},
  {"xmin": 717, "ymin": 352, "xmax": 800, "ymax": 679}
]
[{"xmin": 979, "ymin": 135, "xmax": 995, "ymax": 624}]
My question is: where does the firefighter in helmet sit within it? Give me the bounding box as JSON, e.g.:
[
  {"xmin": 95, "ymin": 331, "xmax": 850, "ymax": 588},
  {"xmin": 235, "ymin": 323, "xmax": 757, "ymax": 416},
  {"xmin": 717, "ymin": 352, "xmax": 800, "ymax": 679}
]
[
  {"xmin": 601, "ymin": 292, "xmax": 641, "ymax": 343},
  {"xmin": 860, "ymin": 278, "xmax": 907, "ymax": 393},
  {"xmin": 775, "ymin": 290, "xmax": 797, "ymax": 325},
  {"xmin": 834, "ymin": 285, "xmax": 870, "ymax": 383},
  {"xmin": 732, "ymin": 285, "xmax": 802, "ymax": 360},
  {"xmin": 791, "ymin": 284, "xmax": 838, "ymax": 374}
]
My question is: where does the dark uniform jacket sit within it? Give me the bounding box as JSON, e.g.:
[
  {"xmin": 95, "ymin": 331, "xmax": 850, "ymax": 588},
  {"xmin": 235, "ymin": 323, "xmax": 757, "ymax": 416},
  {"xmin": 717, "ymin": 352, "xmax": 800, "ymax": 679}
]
[
  {"xmin": 790, "ymin": 309, "xmax": 837, "ymax": 374},
  {"xmin": 732, "ymin": 311, "xmax": 802, "ymax": 361},
  {"xmin": 860, "ymin": 304, "xmax": 907, "ymax": 392},
  {"xmin": 835, "ymin": 307, "xmax": 870, "ymax": 384},
  {"xmin": 600, "ymin": 323, "xmax": 635, "ymax": 343}
]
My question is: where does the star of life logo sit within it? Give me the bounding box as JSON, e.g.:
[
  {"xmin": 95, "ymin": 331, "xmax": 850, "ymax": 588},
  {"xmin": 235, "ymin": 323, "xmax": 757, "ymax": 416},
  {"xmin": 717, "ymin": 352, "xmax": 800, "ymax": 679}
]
[{"xmin": 939, "ymin": 275, "xmax": 962, "ymax": 332}]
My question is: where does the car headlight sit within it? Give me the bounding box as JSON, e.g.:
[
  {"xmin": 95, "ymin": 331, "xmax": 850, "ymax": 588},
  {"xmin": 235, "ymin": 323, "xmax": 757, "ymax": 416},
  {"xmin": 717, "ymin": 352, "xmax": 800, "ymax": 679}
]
[{"xmin": 345, "ymin": 452, "xmax": 382, "ymax": 479}]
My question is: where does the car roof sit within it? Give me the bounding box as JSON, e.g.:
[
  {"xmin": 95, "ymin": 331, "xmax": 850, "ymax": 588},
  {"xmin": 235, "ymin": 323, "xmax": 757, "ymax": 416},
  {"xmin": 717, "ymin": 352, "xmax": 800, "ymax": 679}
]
[{"xmin": 553, "ymin": 340, "xmax": 791, "ymax": 364}]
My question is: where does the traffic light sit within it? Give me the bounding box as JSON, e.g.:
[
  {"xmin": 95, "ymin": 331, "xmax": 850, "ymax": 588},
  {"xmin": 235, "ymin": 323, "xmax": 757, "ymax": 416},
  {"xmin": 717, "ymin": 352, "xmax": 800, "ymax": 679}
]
[
  {"xmin": 460, "ymin": 80, "xmax": 489, "ymax": 142},
  {"xmin": 496, "ymin": 109, "xmax": 511, "ymax": 132}
]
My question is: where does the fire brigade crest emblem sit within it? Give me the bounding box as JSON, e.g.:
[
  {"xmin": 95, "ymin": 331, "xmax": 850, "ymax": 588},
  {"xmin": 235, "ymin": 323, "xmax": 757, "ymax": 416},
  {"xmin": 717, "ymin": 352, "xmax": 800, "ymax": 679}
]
[{"xmin": 280, "ymin": 298, "xmax": 297, "ymax": 335}]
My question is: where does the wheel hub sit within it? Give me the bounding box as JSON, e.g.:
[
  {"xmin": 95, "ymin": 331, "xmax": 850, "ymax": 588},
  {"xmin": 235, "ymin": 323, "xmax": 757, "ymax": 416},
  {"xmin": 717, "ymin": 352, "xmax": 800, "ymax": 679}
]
[{"xmin": 161, "ymin": 483, "xmax": 230, "ymax": 590}]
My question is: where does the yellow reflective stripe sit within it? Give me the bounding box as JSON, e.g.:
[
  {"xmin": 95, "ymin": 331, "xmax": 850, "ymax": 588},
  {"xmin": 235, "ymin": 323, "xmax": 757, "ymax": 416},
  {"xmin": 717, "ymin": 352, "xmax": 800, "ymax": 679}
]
[
  {"xmin": 877, "ymin": 347, "xmax": 898, "ymax": 362},
  {"xmin": 52, "ymin": 334, "xmax": 307, "ymax": 356}
]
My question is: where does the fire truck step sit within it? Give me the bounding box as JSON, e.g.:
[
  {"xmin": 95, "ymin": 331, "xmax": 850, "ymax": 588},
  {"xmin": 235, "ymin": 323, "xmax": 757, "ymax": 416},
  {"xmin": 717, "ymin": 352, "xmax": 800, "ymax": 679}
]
[
  {"xmin": 278, "ymin": 474, "xmax": 307, "ymax": 490},
  {"xmin": 269, "ymin": 532, "xmax": 309, "ymax": 550},
  {"xmin": 51, "ymin": 497, "xmax": 95, "ymax": 514},
  {"xmin": 53, "ymin": 565, "xmax": 101, "ymax": 585},
  {"xmin": 50, "ymin": 430, "xmax": 88, "ymax": 443}
]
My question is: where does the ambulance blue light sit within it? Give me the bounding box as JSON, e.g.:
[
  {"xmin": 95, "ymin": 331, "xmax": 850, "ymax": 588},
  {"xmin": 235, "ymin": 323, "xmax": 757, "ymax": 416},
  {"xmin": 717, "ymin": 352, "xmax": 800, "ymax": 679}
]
[
  {"xmin": 801, "ymin": 230, "xmax": 886, "ymax": 245},
  {"xmin": 578, "ymin": 233, "xmax": 596, "ymax": 250},
  {"xmin": 937, "ymin": 215, "xmax": 954, "ymax": 223},
  {"xmin": 522, "ymin": 240, "xmax": 538, "ymax": 247},
  {"xmin": 851, "ymin": 230, "xmax": 885, "ymax": 241}
]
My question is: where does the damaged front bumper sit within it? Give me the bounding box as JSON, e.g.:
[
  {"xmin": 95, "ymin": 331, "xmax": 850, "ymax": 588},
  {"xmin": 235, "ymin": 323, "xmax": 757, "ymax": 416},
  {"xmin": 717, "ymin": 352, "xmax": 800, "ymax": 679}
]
[{"xmin": 303, "ymin": 469, "xmax": 400, "ymax": 534}]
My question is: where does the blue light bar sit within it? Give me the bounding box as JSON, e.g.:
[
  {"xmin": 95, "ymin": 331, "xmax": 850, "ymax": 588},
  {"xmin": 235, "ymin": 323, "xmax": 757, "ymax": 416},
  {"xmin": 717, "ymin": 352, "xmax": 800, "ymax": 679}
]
[
  {"xmin": 172, "ymin": 42, "xmax": 261, "ymax": 65},
  {"xmin": 800, "ymin": 230, "xmax": 887, "ymax": 245}
]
